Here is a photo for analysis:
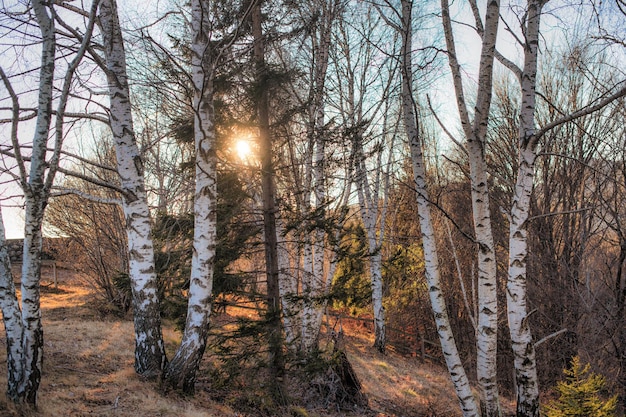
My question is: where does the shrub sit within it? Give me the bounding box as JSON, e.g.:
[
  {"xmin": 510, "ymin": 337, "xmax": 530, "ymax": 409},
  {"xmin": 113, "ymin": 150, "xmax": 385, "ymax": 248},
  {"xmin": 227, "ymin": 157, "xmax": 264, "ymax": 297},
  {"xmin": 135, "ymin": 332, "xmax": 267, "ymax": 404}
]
[{"xmin": 543, "ymin": 356, "xmax": 617, "ymax": 417}]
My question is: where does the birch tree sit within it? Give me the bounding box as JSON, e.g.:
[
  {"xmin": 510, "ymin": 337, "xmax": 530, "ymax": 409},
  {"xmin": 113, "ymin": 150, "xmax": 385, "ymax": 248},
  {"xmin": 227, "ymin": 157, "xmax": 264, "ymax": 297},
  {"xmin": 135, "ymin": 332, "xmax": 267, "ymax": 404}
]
[
  {"xmin": 298, "ymin": 0, "xmax": 343, "ymax": 355},
  {"xmin": 98, "ymin": 0, "xmax": 167, "ymax": 378},
  {"xmin": 275, "ymin": 0, "xmax": 345, "ymax": 355},
  {"xmin": 499, "ymin": 2, "xmax": 626, "ymax": 414},
  {"xmin": 162, "ymin": 0, "xmax": 220, "ymax": 392},
  {"xmin": 351, "ymin": 108, "xmax": 396, "ymax": 354},
  {"xmin": 438, "ymin": 0, "xmax": 502, "ymax": 413},
  {"xmin": 0, "ymin": 208, "xmax": 23, "ymax": 403},
  {"xmin": 389, "ymin": 0, "xmax": 480, "ymax": 414},
  {"xmin": 0, "ymin": 0, "xmax": 98, "ymax": 405},
  {"xmin": 331, "ymin": 2, "xmax": 399, "ymax": 354}
]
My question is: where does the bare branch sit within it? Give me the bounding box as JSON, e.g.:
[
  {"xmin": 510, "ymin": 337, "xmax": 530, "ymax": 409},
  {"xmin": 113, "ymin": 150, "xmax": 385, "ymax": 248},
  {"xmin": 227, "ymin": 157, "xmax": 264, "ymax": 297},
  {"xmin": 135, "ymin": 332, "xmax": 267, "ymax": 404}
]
[
  {"xmin": 0, "ymin": 66, "xmax": 28, "ymax": 189},
  {"xmin": 532, "ymin": 82, "xmax": 626, "ymax": 146},
  {"xmin": 427, "ymin": 94, "xmax": 467, "ymax": 154},
  {"xmin": 468, "ymin": 0, "xmax": 484, "ymax": 35},
  {"xmin": 534, "ymin": 328, "xmax": 569, "ymax": 348},
  {"xmin": 0, "ymin": 108, "xmax": 38, "ymax": 124},
  {"xmin": 370, "ymin": 1, "xmax": 401, "ymax": 32},
  {"xmin": 59, "ymin": 149, "xmax": 118, "ymax": 173},
  {"xmin": 528, "ymin": 207, "xmax": 593, "ymax": 222},
  {"xmin": 51, "ymin": 187, "xmax": 121, "ymax": 205},
  {"xmin": 446, "ymin": 221, "xmax": 477, "ymax": 331},
  {"xmin": 56, "ymin": 166, "xmax": 124, "ymax": 196},
  {"xmin": 63, "ymin": 111, "xmax": 109, "ymax": 124},
  {"xmin": 46, "ymin": 0, "xmax": 102, "ymax": 192},
  {"xmin": 495, "ymin": 50, "xmax": 522, "ymax": 82}
]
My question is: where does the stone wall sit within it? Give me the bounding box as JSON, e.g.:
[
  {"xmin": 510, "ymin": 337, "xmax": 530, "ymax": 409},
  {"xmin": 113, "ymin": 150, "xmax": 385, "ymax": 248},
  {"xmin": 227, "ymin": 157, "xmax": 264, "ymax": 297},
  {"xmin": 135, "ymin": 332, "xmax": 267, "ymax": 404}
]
[
  {"xmin": 5, "ymin": 238, "xmax": 63, "ymax": 263},
  {"xmin": 6, "ymin": 239, "xmax": 23, "ymax": 263}
]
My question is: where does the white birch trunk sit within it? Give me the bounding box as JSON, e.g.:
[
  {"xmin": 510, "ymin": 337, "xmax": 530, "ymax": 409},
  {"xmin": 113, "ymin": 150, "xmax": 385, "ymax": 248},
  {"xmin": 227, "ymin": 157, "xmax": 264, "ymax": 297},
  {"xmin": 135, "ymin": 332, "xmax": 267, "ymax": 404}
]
[
  {"xmin": 298, "ymin": 0, "xmax": 338, "ymax": 354},
  {"xmin": 298, "ymin": 126, "xmax": 316, "ymax": 353},
  {"xmin": 369, "ymin": 249, "xmax": 385, "ymax": 352},
  {"xmin": 14, "ymin": 0, "xmax": 56, "ymax": 404},
  {"xmin": 466, "ymin": 3, "xmax": 500, "ymax": 414},
  {"xmin": 408, "ymin": 126, "xmax": 479, "ymax": 417},
  {"xmin": 354, "ymin": 149, "xmax": 386, "ymax": 352},
  {"xmin": 99, "ymin": 0, "xmax": 166, "ymax": 378},
  {"xmin": 0, "ymin": 207, "xmax": 24, "ymax": 401},
  {"xmin": 300, "ymin": 240, "xmax": 318, "ymax": 352},
  {"xmin": 277, "ymin": 220, "xmax": 299, "ymax": 346},
  {"xmin": 401, "ymin": 2, "xmax": 478, "ymax": 413},
  {"xmin": 468, "ymin": 150, "xmax": 499, "ymax": 417},
  {"xmin": 163, "ymin": 0, "xmax": 216, "ymax": 393},
  {"xmin": 507, "ymin": 2, "xmax": 542, "ymax": 415},
  {"xmin": 440, "ymin": 0, "xmax": 500, "ymax": 413},
  {"xmin": 508, "ymin": 150, "xmax": 539, "ymax": 417},
  {"xmin": 18, "ymin": 197, "xmax": 46, "ymax": 405}
]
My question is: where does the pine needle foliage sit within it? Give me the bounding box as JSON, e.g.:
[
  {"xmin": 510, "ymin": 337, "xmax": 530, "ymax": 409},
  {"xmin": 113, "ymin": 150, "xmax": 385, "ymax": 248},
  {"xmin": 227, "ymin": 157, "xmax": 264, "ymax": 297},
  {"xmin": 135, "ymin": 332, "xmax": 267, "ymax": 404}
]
[{"xmin": 543, "ymin": 356, "xmax": 617, "ymax": 417}]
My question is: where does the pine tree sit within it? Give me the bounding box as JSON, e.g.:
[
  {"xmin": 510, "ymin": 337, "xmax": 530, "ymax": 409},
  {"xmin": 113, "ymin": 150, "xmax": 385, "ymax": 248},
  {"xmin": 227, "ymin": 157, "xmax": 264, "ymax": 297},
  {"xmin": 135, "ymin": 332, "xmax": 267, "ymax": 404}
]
[{"xmin": 544, "ymin": 356, "xmax": 617, "ymax": 417}]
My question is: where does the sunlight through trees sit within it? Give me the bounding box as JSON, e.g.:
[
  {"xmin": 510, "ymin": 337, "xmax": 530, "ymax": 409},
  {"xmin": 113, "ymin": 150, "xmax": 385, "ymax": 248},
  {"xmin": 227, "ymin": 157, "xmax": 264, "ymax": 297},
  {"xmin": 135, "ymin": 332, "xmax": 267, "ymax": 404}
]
[{"xmin": 0, "ymin": 0, "xmax": 625, "ymax": 415}]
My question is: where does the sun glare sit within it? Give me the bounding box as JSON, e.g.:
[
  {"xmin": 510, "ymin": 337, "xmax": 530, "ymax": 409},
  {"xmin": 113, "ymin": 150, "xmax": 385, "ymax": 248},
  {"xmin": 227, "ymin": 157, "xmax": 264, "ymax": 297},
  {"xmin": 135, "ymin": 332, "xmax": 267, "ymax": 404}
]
[{"xmin": 235, "ymin": 139, "xmax": 252, "ymax": 161}]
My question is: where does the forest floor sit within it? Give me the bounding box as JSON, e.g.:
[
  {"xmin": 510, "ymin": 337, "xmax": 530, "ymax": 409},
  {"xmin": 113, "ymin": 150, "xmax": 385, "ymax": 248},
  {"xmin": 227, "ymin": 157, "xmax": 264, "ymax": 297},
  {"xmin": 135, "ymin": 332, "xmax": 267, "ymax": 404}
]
[{"xmin": 0, "ymin": 267, "xmax": 516, "ymax": 416}]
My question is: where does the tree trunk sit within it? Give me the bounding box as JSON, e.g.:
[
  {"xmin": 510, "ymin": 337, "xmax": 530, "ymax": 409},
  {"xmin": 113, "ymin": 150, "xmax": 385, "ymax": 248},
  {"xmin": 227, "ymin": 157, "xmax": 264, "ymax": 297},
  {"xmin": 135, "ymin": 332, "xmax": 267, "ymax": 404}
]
[
  {"xmin": 614, "ymin": 241, "xmax": 626, "ymax": 409},
  {"xmin": 507, "ymin": 2, "xmax": 542, "ymax": 415},
  {"xmin": 508, "ymin": 151, "xmax": 540, "ymax": 417},
  {"xmin": 407, "ymin": 118, "xmax": 480, "ymax": 417},
  {"xmin": 300, "ymin": 241, "xmax": 319, "ymax": 353},
  {"xmin": 354, "ymin": 139, "xmax": 386, "ymax": 353},
  {"xmin": 402, "ymin": 3, "xmax": 478, "ymax": 413},
  {"xmin": 276, "ymin": 219, "xmax": 300, "ymax": 347},
  {"xmin": 297, "ymin": 0, "xmax": 338, "ymax": 355},
  {"xmin": 0, "ymin": 208, "xmax": 24, "ymax": 401},
  {"xmin": 99, "ymin": 0, "xmax": 167, "ymax": 378},
  {"xmin": 163, "ymin": 0, "xmax": 216, "ymax": 393},
  {"xmin": 252, "ymin": 0, "xmax": 285, "ymax": 392},
  {"xmin": 18, "ymin": 198, "xmax": 47, "ymax": 406},
  {"xmin": 10, "ymin": 0, "xmax": 58, "ymax": 405},
  {"xmin": 370, "ymin": 251, "xmax": 386, "ymax": 353},
  {"xmin": 440, "ymin": 0, "xmax": 501, "ymax": 413}
]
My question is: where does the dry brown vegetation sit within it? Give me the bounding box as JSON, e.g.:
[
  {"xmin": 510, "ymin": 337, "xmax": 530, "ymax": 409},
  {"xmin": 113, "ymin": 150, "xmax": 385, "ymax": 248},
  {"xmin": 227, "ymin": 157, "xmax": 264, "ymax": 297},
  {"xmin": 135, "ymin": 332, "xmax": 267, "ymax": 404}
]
[{"xmin": 0, "ymin": 268, "xmax": 513, "ymax": 416}]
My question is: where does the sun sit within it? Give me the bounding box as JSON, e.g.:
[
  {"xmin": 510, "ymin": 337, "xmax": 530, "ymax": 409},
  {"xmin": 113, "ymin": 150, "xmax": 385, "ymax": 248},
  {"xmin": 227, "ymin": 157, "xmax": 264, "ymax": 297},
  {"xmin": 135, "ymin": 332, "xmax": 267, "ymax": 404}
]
[{"xmin": 235, "ymin": 139, "xmax": 252, "ymax": 161}]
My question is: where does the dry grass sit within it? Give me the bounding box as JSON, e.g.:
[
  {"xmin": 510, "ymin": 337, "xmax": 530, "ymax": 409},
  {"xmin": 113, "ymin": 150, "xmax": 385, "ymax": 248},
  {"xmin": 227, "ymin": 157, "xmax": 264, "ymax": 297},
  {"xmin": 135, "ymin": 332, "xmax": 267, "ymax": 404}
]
[
  {"xmin": 0, "ymin": 282, "xmax": 235, "ymax": 417},
  {"xmin": 0, "ymin": 270, "xmax": 515, "ymax": 416}
]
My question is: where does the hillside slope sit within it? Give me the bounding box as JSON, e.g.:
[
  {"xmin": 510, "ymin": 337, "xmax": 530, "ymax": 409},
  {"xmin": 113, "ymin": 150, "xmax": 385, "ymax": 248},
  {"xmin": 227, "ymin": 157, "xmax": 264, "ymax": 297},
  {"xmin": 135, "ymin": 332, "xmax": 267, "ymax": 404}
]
[{"xmin": 0, "ymin": 269, "xmax": 513, "ymax": 416}]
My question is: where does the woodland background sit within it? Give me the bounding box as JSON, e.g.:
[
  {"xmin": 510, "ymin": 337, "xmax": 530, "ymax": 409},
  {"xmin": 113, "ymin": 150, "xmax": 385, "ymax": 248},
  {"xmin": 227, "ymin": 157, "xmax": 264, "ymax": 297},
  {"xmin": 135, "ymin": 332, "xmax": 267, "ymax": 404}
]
[{"xmin": 0, "ymin": 0, "xmax": 625, "ymax": 416}]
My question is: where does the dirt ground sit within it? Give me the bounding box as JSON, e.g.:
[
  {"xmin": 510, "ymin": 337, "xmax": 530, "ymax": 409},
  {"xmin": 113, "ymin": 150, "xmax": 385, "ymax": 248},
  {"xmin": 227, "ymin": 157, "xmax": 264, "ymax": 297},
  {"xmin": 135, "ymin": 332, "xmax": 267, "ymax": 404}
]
[{"xmin": 0, "ymin": 267, "xmax": 515, "ymax": 416}]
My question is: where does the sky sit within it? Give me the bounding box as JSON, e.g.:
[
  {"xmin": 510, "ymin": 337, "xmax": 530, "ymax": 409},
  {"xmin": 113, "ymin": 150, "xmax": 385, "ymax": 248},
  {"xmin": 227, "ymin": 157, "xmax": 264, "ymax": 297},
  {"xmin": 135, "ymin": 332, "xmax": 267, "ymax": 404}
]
[
  {"xmin": 2, "ymin": 204, "xmax": 24, "ymax": 239},
  {"xmin": 1, "ymin": 0, "xmax": 622, "ymax": 240}
]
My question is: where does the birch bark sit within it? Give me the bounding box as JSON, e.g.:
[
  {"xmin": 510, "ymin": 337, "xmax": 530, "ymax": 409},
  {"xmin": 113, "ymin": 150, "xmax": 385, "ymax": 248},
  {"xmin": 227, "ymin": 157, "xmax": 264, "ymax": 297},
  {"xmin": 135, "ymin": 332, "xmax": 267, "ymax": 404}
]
[
  {"xmin": 353, "ymin": 136, "xmax": 387, "ymax": 353},
  {"xmin": 297, "ymin": 0, "xmax": 340, "ymax": 354},
  {"xmin": 14, "ymin": 1, "xmax": 57, "ymax": 404},
  {"xmin": 0, "ymin": 0, "xmax": 95, "ymax": 405},
  {"xmin": 441, "ymin": 0, "xmax": 500, "ymax": 413},
  {"xmin": 277, "ymin": 219, "xmax": 299, "ymax": 346},
  {"xmin": 163, "ymin": 0, "xmax": 217, "ymax": 393},
  {"xmin": 400, "ymin": 1, "xmax": 479, "ymax": 414},
  {"xmin": 99, "ymin": 0, "xmax": 167, "ymax": 378},
  {"xmin": 507, "ymin": 2, "xmax": 542, "ymax": 415},
  {"xmin": 0, "ymin": 207, "xmax": 23, "ymax": 401}
]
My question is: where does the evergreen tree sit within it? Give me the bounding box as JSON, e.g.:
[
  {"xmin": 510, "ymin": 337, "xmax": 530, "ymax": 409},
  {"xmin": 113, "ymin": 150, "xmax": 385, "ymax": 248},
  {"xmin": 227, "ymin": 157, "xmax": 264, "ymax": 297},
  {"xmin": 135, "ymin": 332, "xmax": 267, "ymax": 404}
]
[{"xmin": 544, "ymin": 356, "xmax": 617, "ymax": 417}]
